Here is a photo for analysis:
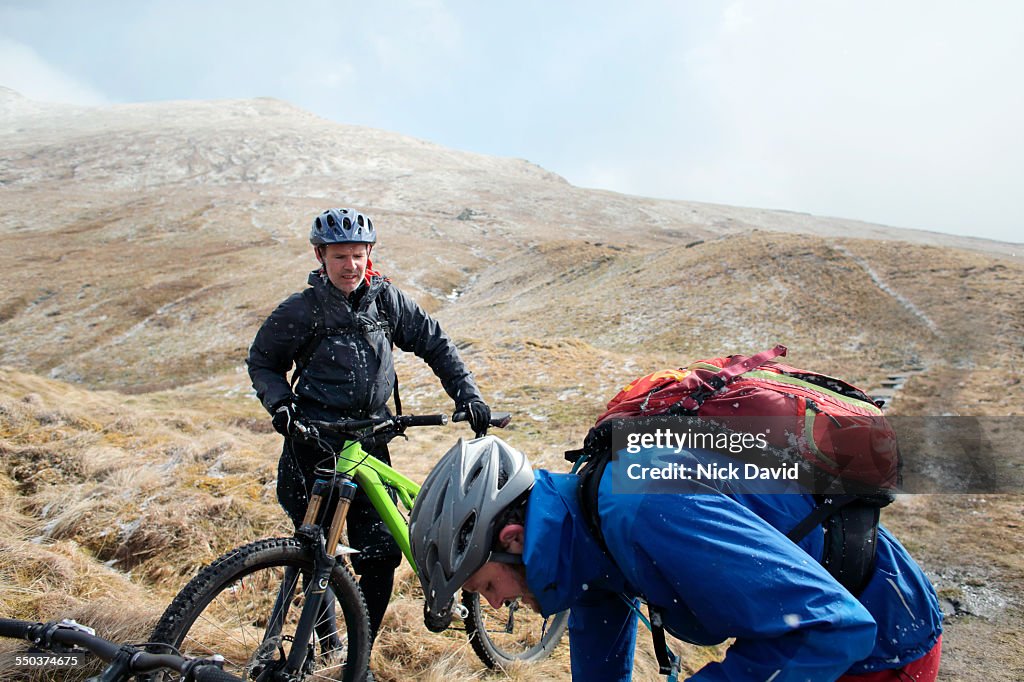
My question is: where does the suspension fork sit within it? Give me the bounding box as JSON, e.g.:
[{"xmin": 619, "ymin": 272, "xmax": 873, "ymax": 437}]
[
  {"xmin": 324, "ymin": 473, "xmax": 358, "ymax": 557},
  {"xmin": 262, "ymin": 473, "xmax": 359, "ymax": 678},
  {"xmin": 262, "ymin": 477, "xmax": 334, "ymax": 644}
]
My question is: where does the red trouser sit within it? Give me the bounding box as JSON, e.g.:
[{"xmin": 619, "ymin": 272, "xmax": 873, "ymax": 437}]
[{"xmin": 837, "ymin": 636, "xmax": 942, "ymax": 682}]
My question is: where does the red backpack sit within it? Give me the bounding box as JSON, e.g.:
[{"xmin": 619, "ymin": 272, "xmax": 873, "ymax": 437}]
[
  {"xmin": 594, "ymin": 344, "xmax": 900, "ymax": 491},
  {"xmin": 567, "ymin": 344, "xmax": 901, "ymax": 590}
]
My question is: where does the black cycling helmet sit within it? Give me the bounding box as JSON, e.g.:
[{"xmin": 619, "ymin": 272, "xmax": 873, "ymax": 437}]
[
  {"xmin": 409, "ymin": 435, "xmax": 534, "ymax": 632},
  {"xmin": 309, "ymin": 208, "xmax": 376, "ymax": 245}
]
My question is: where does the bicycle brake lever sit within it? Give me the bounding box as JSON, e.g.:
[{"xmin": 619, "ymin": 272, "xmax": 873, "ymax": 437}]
[
  {"xmin": 294, "ymin": 421, "xmax": 319, "ymax": 439},
  {"xmin": 368, "ymin": 419, "xmax": 404, "ymax": 441},
  {"xmin": 56, "ymin": 619, "xmax": 96, "ymax": 636}
]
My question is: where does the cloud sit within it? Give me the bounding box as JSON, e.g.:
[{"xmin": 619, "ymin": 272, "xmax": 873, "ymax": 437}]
[
  {"xmin": 0, "ymin": 38, "xmax": 109, "ymax": 105},
  {"xmin": 665, "ymin": 0, "xmax": 1024, "ymax": 241}
]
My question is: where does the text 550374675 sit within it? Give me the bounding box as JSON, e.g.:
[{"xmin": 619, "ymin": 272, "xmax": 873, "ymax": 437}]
[{"xmin": 10, "ymin": 652, "xmax": 86, "ymax": 668}]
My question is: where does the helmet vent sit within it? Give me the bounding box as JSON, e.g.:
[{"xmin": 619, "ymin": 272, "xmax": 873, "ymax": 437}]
[
  {"xmin": 425, "ymin": 545, "xmax": 441, "ymax": 578},
  {"xmin": 457, "ymin": 512, "xmax": 477, "ymax": 554},
  {"xmin": 496, "ymin": 454, "xmax": 515, "ymax": 490},
  {"xmin": 465, "ymin": 461, "xmax": 484, "ymax": 494},
  {"xmin": 430, "ymin": 479, "xmax": 451, "ymax": 522}
]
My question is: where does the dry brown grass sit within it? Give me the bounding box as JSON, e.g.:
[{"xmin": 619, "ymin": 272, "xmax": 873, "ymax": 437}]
[
  {"xmin": 0, "ymin": 369, "xmax": 288, "ymax": 598},
  {"xmin": 3, "ymin": 225, "xmax": 1023, "ymax": 678}
]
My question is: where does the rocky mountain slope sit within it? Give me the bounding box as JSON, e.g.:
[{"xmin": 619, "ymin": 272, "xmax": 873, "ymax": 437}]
[{"xmin": 1, "ymin": 87, "xmax": 1021, "ymax": 680}]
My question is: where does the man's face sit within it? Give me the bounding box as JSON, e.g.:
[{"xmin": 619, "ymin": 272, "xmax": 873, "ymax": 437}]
[
  {"xmin": 320, "ymin": 243, "xmax": 369, "ymax": 294},
  {"xmin": 463, "ymin": 561, "xmax": 541, "ymax": 614}
]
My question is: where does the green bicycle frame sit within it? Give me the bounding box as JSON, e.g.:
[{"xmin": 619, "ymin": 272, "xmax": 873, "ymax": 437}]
[{"xmin": 333, "ymin": 439, "xmax": 422, "ymax": 572}]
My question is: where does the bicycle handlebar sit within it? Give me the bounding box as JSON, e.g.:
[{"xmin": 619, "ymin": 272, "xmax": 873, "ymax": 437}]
[
  {"xmin": 303, "ymin": 410, "xmax": 512, "ymax": 437},
  {"xmin": 0, "ymin": 618, "xmax": 243, "ymax": 682},
  {"xmin": 305, "ymin": 413, "xmax": 449, "ymax": 435}
]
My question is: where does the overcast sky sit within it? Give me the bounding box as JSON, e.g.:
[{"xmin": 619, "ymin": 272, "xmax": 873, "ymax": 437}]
[{"xmin": 2, "ymin": 1, "xmax": 1021, "ymax": 243}]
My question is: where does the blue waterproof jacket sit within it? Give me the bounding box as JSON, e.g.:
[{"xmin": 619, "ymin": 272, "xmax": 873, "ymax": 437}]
[{"xmin": 523, "ymin": 452, "xmax": 942, "ymax": 681}]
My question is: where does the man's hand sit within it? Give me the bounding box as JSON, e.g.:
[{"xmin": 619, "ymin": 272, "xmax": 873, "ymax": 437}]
[
  {"xmin": 458, "ymin": 400, "xmax": 492, "ymax": 437},
  {"xmin": 272, "ymin": 400, "xmax": 302, "ymax": 437}
]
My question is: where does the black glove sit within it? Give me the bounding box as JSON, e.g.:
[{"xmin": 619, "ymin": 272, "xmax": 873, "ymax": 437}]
[
  {"xmin": 459, "ymin": 400, "xmax": 491, "ymax": 437},
  {"xmin": 272, "ymin": 399, "xmax": 302, "ymax": 437}
]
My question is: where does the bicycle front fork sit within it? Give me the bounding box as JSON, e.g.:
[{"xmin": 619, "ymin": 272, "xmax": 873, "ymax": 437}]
[
  {"xmin": 302, "ymin": 471, "xmax": 359, "ymax": 557},
  {"xmin": 263, "ymin": 473, "xmax": 360, "ymax": 678}
]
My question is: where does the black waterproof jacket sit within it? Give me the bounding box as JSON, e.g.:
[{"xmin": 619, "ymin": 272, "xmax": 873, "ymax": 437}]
[{"xmin": 247, "ymin": 270, "xmax": 483, "ymax": 419}]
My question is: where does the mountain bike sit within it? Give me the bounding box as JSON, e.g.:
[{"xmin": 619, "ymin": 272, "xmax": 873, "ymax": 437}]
[
  {"xmin": 0, "ymin": 617, "xmax": 242, "ymax": 681},
  {"xmin": 149, "ymin": 412, "xmax": 568, "ymax": 681}
]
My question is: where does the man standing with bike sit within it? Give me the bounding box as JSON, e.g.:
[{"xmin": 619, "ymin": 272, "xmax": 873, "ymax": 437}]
[
  {"xmin": 409, "ymin": 436, "xmax": 943, "ymax": 681},
  {"xmin": 247, "ymin": 207, "xmax": 491, "ymax": 645}
]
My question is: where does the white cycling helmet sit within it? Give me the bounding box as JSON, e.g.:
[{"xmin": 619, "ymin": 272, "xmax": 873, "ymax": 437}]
[{"xmin": 409, "ymin": 435, "xmax": 534, "ymax": 631}]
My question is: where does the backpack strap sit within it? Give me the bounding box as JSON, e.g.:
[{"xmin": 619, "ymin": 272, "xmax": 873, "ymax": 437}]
[
  {"xmin": 785, "ymin": 494, "xmax": 861, "ymax": 543},
  {"xmin": 617, "ymin": 596, "xmax": 679, "ymax": 679},
  {"xmin": 289, "ymin": 288, "xmax": 326, "ymax": 390},
  {"xmin": 373, "ymin": 289, "xmax": 402, "ymax": 415},
  {"xmin": 648, "ymin": 606, "xmax": 681, "ymax": 678},
  {"xmin": 571, "ymin": 424, "xmax": 691, "ymax": 679},
  {"xmin": 786, "ymin": 494, "xmax": 882, "ymax": 595},
  {"xmin": 289, "ymin": 286, "xmax": 403, "ymax": 416},
  {"xmin": 670, "ymin": 344, "xmax": 788, "ymax": 415},
  {"xmin": 571, "ymin": 421, "xmax": 616, "ymax": 555}
]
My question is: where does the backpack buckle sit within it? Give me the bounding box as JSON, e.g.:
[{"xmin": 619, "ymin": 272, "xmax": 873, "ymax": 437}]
[{"xmin": 672, "ymin": 375, "xmax": 725, "ymax": 415}]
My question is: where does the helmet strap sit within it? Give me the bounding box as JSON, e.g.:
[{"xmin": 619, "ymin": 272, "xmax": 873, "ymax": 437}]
[{"xmin": 488, "ymin": 550, "xmax": 524, "ymax": 565}]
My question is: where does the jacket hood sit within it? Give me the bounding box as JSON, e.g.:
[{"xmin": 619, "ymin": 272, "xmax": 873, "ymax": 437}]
[{"xmin": 523, "ymin": 471, "xmax": 628, "ymax": 617}]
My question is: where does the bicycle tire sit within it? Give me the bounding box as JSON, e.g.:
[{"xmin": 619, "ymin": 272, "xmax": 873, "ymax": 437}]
[
  {"xmin": 461, "ymin": 590, "xmax": 568, "ymax": 668},
  {"xmin": 150, "ymin": 537, "xmax": 371, "ymax": 682}
]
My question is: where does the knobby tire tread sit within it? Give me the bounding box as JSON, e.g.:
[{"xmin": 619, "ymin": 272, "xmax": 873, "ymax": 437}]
[{"xmin": 151, "ymin": 537, "xmax": 371, "ymax": 682}]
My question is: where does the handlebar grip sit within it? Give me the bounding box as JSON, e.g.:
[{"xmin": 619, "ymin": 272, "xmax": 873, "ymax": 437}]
[
  {"xmin": 400, "ymin": 414, "xmax": 448, "ymax": 427},
  {"xmin": 452, "ymin": 411, "xmax": 512, "ymax": 428},
  {"xmin": 0, "ymin": 618, "xmax": 32, "ymax": 639}
]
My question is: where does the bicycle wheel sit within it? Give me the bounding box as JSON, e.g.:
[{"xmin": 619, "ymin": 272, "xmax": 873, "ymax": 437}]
[
  {"xmin": 461, "ymin": 590, "xmax": 568, "ymax": 668},
  {"xmin": 151, "ymin": 537, "xmax": 371, "ymax": 682}
]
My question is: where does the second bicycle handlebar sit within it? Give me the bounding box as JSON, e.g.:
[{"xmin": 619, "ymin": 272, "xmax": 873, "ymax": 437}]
[{"xmin": 0, "ymin": 618, "xmax": 242, "ymax": 682}]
